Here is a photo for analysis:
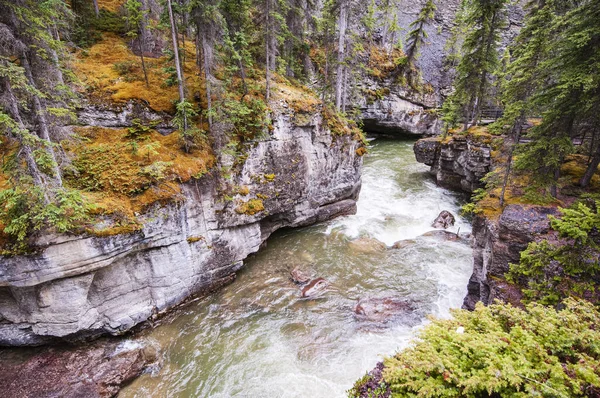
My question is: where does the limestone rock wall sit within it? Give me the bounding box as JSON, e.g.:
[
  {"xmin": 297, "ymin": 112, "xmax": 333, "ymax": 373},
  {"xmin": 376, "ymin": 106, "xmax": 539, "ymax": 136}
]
[
  {"xmin": 413, "ymin": 136, "xmax": 492, "ymax": 193},
  {"xmin": 354, "ymin": 0, "xmax": 525, "ymax": 136},
  {"xmin": 462, "ymin": 205, "xmax": 559, "ymax": 310},
  {"xmin": 0, "ymin": 109, "xmax": 362, "ymax": 346}
]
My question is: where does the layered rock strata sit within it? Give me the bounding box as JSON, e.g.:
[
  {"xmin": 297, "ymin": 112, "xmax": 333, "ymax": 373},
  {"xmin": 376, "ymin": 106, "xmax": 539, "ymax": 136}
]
[
  {"xmin": 0, "ymin": 108, "xmax": 362, "ymax": 346},
  {"xmin": 462, "ymin": 205, "xmax": 559, "ymax": 310},
  {"xmin": 414, "ymin": 136, "xmax": 492, "ymax": 193}
]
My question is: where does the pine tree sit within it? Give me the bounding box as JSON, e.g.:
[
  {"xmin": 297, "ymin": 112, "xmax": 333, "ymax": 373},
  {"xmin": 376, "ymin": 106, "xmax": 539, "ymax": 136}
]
[
  {"xmin": 495, "ymin": 0, "xmax": 557, "ymax": 206},
  {"xmin": 123, "ymin": 0, "xmax": 150, "ymax": 87},
  {"xmin": 335, "ymin": 0, "xmax": 349, "ymax": 111},
  {"xmin": 515, "ymin": 0, "xmax": 600, "ymax": 196},
  {"xmin": 402, "ymin": 0, "xmax": 436, "ymax": 89},
  {"xmin": 443, "ymin": 0, "xmax": 508, "ymax": 131}
]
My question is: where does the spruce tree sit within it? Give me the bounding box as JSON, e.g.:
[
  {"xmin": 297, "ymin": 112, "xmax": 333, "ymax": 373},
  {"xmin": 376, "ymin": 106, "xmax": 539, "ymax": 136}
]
[
  {"xmin": 495, "ymin": 0, "xmax": 557, "ymax": 205},
  {"xmin": 443, "ymin": 0, "xmax": 508, "ymax": 131},
  {"xmin": 515, "ymin": 0, "xmax": 600, "ymax": 195},
  {"xmin": 402, "ymin": 0, "xmax": 436, "ymax": 89}
]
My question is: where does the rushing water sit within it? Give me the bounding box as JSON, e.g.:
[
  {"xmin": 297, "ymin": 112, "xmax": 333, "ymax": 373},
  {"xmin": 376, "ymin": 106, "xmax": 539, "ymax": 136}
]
[{"xmin": 120, "ymin": 137, "xmax": 473, "ymax": 398}]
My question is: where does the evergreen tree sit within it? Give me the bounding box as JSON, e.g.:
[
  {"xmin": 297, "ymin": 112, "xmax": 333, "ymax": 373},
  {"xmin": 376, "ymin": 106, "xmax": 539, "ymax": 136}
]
[
  {"xmin": 495, "ymin": 0, "xmax": 557, "ymax": 205},
  {"xmin": 402, "ymin": 0, "xmax": 436, "ymax": 89},
  {"xmin": 515, "ymin": 0, "xmax": 600, "ymax": 196},
  {"xmin": 123, "ymin": 0, "xmax": 150, "ymax": 87},
  {"xmin": 443, "ymin": 0, "xmax": 508, "ymax": 131}
]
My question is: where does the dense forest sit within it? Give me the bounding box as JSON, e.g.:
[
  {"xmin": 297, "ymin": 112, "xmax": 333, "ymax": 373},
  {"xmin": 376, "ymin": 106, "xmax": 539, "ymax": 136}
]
[{"xmin": 1, "ymin": 0, "xmax": 600, "ymax": 396}]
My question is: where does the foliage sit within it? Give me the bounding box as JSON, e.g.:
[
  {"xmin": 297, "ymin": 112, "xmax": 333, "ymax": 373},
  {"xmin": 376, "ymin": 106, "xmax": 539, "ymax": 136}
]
[
  {"xmin": 442, "ymin": 0, "xmax": 508, "ymax": 130},
  {"xmin": 384, "ymin": 299, "xmax": 600, "ymax": 397},
  {"xmin": 402, "ymin": 0, "xmax": 436, "ymax": 89},
  {"xmin": 513, "ymin": 0, "xmax": 600, "ymax": 193},
  {"xmin": 507, "ymin": 200, "xmax": 600, "ymax": 305},
  {"xmin": 0, "ymin": 183, "xmax": 89, "ymax": 243},
  {"xmin": 174, "ymin": 99, "xmax": 206, "ymax": 152}
]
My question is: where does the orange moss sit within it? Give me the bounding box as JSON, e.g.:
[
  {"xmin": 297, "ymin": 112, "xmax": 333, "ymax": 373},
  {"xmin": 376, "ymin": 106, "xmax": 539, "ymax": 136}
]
[
  {"xmin": 65, "ymin": 126, "xmax": 214, "ymax": 234},
  {"xmin": 274, "ymin": 78, "xmax": 321, "ymax": 115},
  {"xmin": 73, "ymin": 33, "xmax": 204, "ymax": 113},
  {"xmin": 235, "ymin": 199, "xmax": 265, "ymax": 216},
  {"xmin": 561, "ymin": 155, "xmax": 600, "ymax": 189},
  {"xmin": 98, "ymin": 0, "xmax": 125, "ymax": 13},
  {"xmin": 356, "ymin": 146, "xmax": 368, "ymax": 157},
  {"xmin": 368, "ymin": 46, "xmax": 406, "ymax": 80}
]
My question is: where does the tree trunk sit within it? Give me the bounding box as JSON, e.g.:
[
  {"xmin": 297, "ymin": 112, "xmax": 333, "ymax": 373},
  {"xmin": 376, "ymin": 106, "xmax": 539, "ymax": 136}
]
[
  {"xmin": 500, "ymin": 116, "xmax": 524, "ymax": 207},
  {"xmin": 167, "ymin": 0, "xmax": 186, "ymax": 104},
  {"xmin": 139, "ymin": 35, "xmax": 149, "ymax": 87},
  {"xmin": 1, "ymin": 76, "xmax": 50, "ymax": 204},
  {"xmin": 92, "ymin": 0, "xmax": 99, "ymax": 16},
  {"xmin": 581, "ymin": 139, "xmax": 600, "ymax": 187},
  {"xmin": 21, "ymin": 54, "xmax": 63, "ymax": 187},
  {"xmin": 335, "ymin": 0, "xmax": 348, "ymax": 111},
  {"xmin": 265, "ymin": 0, "xmax": 271, "ymax": 102},
  {"xmin": 471, "ymin": 11, "xmax": 498, "ymax": 128},
  {"xmin": 202, "ymin": 30, "xmax": 213, "ymax": 130}
]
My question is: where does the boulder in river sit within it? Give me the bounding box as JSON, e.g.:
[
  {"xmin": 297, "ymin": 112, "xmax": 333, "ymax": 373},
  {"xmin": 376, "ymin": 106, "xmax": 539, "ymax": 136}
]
[
  {"xmin": 354, "ymin": 298, "xmax": 416, "ymax": 324},
  {"xmin": 348, "ymin": 237, "xmax": 387, "ymax": 254},
  {"xmin": 290, "ymin": 266, "xmax": 313, "ymax": 285},
  {"xmin": 432, "ymin": 210, "xmax": 455, "ymax": 229},
  {"xmin": 300, "ymin": 278, "xmax": 330, "ymax": 298}
]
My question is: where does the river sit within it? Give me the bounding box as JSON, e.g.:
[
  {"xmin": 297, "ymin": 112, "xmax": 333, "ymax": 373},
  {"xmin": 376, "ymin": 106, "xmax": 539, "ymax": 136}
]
[{"xmin": 120, "ymin": 137, "xmax": 473, "ymax": 398}]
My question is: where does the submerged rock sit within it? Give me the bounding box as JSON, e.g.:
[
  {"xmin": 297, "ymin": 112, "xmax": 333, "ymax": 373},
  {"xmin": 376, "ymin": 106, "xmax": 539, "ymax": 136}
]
[
  {"xmin": 348, "ymin": 237, "xmax": 387, "ymax": 254},
  {"xmin": 354, "ymin": 298, "xmax": 416, "ymax": 325},
  {"xmin": 432, "ymin": 210, "xmax": 456, "ymax": 229},
  {"xmin": 290, "ymin": 266, "xmax": 313, "ymax": 285},
  {"xmin": 391, "ymin": 239, "xmax": 417, "ymax": 249},
  {"xmin": 0, "ymin": 338, "xmax": 158, "ymax": 398},
  {"xmin": 421, "ymin": 230, "xmax": 460, "ymax": 241},
  {"xmin": 300, "ymin": 278, "xmax": 330, "ymax": 298}
]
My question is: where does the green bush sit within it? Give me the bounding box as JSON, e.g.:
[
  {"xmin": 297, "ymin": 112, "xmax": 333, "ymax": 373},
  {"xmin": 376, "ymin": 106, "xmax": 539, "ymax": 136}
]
[
  {"xmin": 507, "ymin": 200, "xmax": 600, "ymax": 305},
  {"xmin": 383, "ymin": 299, "xmax": 600, "ymax": 397}
]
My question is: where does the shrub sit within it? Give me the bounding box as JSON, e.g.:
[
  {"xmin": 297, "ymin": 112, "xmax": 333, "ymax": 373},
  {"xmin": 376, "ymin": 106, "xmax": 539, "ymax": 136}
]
[
  {"xmin": 383, "ymin": 299, "xmax": 600, "ymax": 397},
  {"xmin": 507, "ymin": 200, "xmax": 600, "ymax": 305}
]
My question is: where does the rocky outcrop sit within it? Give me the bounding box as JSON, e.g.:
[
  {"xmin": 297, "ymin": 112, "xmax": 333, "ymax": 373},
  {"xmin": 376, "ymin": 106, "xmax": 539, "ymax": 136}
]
[
  {"xmin": 0, "ymin": 338, "xmax": 158, "ymax": 398},
  {"xmin": 77, "ymin": 101, "xmax": 175, "ymax": 135},
  {"xmin": 414, "ymin": 136, "xmax": 492, "ymax": 193},
  {"xmin": 0, "ymin": 108, "xmax": 363, "ymax": 346},
  {"xmin": 432, "ymin": 210, "xmax": 456, "ymax": 229},
  {"xmin": 462, "ymin": 205, "xmax": 560, "ymax": 310}
]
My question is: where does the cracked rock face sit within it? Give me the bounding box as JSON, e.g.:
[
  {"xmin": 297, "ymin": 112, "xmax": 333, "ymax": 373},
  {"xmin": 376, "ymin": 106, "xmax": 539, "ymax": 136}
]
[
  {"xmin": 414, "ymin": 136, "xmax": 492, "ymax": 193},
  {"xmin": 0, "ymin": 109, "xmax": 362, "ymax": 346},
  {"xmin": 462, "ymin": 205, "xmax": 560, "ymax": 310}
]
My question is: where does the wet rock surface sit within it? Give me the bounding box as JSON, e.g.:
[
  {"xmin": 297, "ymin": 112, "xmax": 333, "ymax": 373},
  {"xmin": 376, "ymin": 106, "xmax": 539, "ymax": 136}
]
[
  {"xmin": 354, "ymin": 298, "xmax": 417, "ymax": 326},
  {"xmin": 348, "ymin": 237, "xmax": 388, "ymax": 254},
  {"xmin": 300, "ymin": 278, "xmax": 330, "ymax": 298},
  {"xmin": 420, "ymin": 230, "xmax": 470, "ymax": 244},
  {"xmin": 462, "ymin": 205, "xmax": 560, "ymax": 310},
  {"xmin": 0, "ymin": 339, "xmax": 158, "ymax": 398},
  {"xmin": 290, "ymin": 266, "xmax": 313, "ymax": 285},
  {"xmin": 432, "ymin": 210, "xmax": 456, "ymax": 229}
]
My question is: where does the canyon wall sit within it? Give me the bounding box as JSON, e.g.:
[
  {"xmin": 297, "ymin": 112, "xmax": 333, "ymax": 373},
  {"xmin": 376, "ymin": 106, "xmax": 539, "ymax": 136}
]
[{"xmin": 0, "ymin": 106, "xmax": 363, "ymax": 346}]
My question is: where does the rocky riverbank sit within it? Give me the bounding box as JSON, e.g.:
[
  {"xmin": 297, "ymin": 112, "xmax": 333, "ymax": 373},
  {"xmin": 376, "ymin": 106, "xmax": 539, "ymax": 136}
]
[
  {"xmin": 413, "ymin": 133, "xmax": 559, "ymax": 309},
  {"xmin": 0, "ymin": 338, "xmax": 158, "ymax": 398}
]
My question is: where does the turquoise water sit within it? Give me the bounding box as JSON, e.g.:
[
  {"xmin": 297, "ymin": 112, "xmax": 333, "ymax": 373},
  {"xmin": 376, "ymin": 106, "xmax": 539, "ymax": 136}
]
[{"xmin": 120, "ymin": 138, "xmax": 473, "ymax": 398}]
